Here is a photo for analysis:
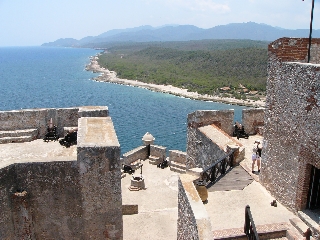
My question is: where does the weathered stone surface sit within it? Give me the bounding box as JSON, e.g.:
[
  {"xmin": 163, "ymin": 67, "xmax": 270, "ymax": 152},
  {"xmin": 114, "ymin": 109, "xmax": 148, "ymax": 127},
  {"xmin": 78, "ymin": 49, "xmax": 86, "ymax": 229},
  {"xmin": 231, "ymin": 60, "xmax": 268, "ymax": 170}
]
[
  {"xmin": 261, "ymin": 38, "xmax": 320, "ymax": 212},
  {"xmin": 242, "ymin": 108, "xmax": 265, "ymax": 135},
  {"xmin": 122, "ymin": 145, "xmax": 148, "ymax": 165},
  {"xmin": 169, "ymin": 150, "xmax": 186, "ymax": 165},
  {"xmin": 187, "ymin": 110, "xmax": 234, "ymax": 136},
  {"xmin": 150, "ymin": 145, "xmax": 166, "ymax": 162},
  {"xmin": 0, "ymin": 110, "xmax": 123, "ymax": 239},
  {"xmin": 177, "ymin": 175, "xmax": 212, "ymax": 240}
]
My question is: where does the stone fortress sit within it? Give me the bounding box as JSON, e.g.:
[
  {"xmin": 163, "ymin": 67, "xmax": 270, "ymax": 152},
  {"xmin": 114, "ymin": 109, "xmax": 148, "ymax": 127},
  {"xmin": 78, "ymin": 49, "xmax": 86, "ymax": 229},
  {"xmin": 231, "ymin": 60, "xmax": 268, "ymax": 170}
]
[{"xmin": 0, "ymin": 37, "xmax": 319, "ymax": 239}]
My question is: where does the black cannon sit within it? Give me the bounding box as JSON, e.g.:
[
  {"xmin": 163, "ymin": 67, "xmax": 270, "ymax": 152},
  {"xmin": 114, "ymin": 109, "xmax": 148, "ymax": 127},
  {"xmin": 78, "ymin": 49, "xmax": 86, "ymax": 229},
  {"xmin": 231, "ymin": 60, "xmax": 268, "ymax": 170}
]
[
  {"xmin": 157, "ymin": 159, "xmax": 169, "ymax": 169},
  {"xmin": 59, "ymin": 130, "xmax": 77, "ymax": 148},
  {"xmin": 233, "ymin": 122, "xmax": 249, "ymax": 139},
  {"xmin": 122, "ymin": 164, "xmax": 135, "ymax": 174},
  {"xmin": 43, "ymin": 125, "xmax": 59, "ymax": 142}
]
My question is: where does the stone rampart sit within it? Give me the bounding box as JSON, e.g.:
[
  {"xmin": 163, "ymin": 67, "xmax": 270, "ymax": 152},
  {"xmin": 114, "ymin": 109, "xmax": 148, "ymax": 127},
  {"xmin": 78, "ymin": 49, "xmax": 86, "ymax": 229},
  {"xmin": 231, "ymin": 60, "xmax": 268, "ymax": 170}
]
[
  {"xmin": 0, "ymin": 109, "xmax": 123, "ymax": 239},
  {"xmin": 150, "ymin": 145, "xmax": 166, "ymax": 162},
  {"xmin": 187, "ymin": 110, "xmax": 234, "ymax": 170},
  {"xmin": 261, "ymin": 38, "xmax": 320, "ymax": 212},
  {"xmin": 122, "ymin": 146, "xmax": 149, "ymax": 165},
  {"xmin": 169, "ymin": 150, "xmax": 186, "ymax": 164},
  {"xmin": 242, "ymin": 108, "xmax": 265, "ymax": 135},
  {"xmin": 0, "ymin": 106, "xmax": 108, "ymax": 139},
  {"xmin": 177, "ymin": 175, "xmax": 212, "ymax": 240},
  {"xmin": 77, "ymin": 117, "xmax": 122, "ymax": 239},
  {"xmin": 187, "ymin": 110, "xmax": 234, "ymax": 136}
]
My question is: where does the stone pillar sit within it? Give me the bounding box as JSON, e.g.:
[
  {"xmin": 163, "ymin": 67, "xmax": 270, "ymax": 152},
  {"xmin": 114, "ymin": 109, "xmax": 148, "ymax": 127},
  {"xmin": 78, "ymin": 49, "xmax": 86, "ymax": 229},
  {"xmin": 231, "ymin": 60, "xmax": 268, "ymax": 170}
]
[{"xmin": 77, "ymin": 117, "xmax": 123, "ymax": 239}]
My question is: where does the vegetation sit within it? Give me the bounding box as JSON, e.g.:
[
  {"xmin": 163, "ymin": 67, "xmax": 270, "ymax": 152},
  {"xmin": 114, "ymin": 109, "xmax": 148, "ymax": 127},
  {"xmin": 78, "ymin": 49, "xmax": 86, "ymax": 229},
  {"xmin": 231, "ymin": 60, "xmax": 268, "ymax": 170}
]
[{"xmin": 97, "ymin": 39, "xmax": 269, "ymax": 97}]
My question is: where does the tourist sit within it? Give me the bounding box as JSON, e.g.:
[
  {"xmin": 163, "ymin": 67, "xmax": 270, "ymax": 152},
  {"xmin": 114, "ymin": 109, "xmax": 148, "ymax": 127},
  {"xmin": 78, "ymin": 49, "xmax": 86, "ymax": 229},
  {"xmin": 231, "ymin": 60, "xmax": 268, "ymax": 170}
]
[{"xmin": 252, "ymin": 140, "xmax": 262, "ymax": 173}]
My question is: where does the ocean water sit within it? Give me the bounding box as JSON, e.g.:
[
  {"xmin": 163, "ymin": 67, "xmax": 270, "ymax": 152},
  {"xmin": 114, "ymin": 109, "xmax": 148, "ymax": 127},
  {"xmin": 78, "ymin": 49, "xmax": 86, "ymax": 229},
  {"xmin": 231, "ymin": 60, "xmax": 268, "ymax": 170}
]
[{"xmin": 0, "ymin": 46, "xmax": 246, "ymax": 154}]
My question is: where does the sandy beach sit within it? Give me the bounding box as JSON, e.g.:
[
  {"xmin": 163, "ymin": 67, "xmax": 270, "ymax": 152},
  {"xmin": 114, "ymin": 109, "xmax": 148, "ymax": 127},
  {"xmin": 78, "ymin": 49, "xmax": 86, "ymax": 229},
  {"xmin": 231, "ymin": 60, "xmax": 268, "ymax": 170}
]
[{"xmin": 86, "ymin": 55, "xmax": 266, "ymax": 108}]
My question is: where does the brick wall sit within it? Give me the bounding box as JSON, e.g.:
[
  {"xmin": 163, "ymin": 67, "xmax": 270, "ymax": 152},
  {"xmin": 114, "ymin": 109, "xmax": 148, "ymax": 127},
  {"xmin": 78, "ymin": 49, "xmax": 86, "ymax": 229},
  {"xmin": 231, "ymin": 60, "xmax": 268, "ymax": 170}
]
[{"xmin": 260, "ymin": 38, "xmax": 320, "ymax": 212}]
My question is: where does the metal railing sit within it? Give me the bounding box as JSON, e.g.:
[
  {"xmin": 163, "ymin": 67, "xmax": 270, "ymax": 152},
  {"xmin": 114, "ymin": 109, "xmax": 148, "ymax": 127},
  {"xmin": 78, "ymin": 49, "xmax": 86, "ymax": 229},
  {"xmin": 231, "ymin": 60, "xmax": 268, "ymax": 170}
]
[
  {"xmin": 244, "ymin": 205, "xmax": 259, "ymax": 240},
  {"xmin": 200, "ymin": 148, "xmax": 237, "ymax": 184}
]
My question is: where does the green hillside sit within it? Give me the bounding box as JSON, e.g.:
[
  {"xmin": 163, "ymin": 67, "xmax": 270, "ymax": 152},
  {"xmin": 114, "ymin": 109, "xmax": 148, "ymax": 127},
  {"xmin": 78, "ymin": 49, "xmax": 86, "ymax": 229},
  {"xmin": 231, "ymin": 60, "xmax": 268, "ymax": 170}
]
[{"xmin": 97, "ymin": 39, "xmax": 269, "ymax": 99}]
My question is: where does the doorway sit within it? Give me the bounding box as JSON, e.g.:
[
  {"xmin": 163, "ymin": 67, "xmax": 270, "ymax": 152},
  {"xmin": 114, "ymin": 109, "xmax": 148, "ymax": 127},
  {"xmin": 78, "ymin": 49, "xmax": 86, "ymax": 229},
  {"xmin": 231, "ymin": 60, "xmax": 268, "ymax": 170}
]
[{"xmin": 307, "ymin": 165, "xmax": 320, "ymax": 209}]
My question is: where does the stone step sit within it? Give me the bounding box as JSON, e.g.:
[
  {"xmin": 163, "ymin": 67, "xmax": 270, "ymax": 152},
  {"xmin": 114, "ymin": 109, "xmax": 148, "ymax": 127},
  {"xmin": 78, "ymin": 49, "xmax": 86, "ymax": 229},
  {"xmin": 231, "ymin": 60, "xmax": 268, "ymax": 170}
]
[
  {"xmin": 169, "ymin": 165, "xmax": 186, "ymax": 174},
  {"xmin": 289, "ymin": 218, "xmax": 313, "ymax": 239},
  {"xmin": 0, "ymin": 129, "xmax": 38, "ymax": 138},
  {"xmin": 169, "ymin": 160, "xmax": 186, "ymax": 170},
  {"xmin": 148, "ymin": 155, "xmax": 161, "ymax": 165},
  {"xmin": 0, "ymin": 135, "xmax": 34, "ymax": 144},
  {"xmin": 213, "ymin": 223, "xmax": 289, "ymax": 240}
]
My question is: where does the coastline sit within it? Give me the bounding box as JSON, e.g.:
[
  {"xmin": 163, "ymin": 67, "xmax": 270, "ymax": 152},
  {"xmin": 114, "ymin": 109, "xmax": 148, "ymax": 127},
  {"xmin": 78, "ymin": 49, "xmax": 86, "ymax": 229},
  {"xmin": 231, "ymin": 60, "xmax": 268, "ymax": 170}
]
[{"xmin": 86, "ymin": 55, "xmax": 266, "ymax": 108}]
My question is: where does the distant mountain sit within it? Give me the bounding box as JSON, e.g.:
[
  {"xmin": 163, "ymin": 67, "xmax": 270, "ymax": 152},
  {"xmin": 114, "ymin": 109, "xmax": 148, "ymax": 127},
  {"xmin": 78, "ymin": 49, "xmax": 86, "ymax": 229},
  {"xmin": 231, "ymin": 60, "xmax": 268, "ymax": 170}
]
[{"xmin": 42, "ymin": 22, "xmax": 320, "ymax": 47}]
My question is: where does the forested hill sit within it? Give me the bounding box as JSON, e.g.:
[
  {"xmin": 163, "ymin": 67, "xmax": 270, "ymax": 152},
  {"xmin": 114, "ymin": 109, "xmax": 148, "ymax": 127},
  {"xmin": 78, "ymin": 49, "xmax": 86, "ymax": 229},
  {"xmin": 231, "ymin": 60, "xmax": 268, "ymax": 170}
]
[{"xmin": 97, "ymin": 40, "xmax": 268, "ymax": 99}]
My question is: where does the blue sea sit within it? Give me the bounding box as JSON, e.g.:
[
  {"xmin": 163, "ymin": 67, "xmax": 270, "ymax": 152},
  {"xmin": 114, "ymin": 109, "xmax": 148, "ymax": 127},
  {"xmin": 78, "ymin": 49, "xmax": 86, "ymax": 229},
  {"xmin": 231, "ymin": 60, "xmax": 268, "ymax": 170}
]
[{"xmin": 0, "ymin": 46, "xmax": 246, "ymax": 154}]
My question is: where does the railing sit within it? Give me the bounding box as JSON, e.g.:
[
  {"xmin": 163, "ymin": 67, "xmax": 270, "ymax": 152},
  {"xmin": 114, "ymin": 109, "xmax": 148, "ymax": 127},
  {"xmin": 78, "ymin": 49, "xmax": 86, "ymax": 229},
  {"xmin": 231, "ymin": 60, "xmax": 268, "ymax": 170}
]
[
  {"xmin": 244, "ymin": 205, "xmax": 259, "ymax": 240},
  {"xmin": 200, "ymin": 148, "xmax": 237, "ymax": 184}
]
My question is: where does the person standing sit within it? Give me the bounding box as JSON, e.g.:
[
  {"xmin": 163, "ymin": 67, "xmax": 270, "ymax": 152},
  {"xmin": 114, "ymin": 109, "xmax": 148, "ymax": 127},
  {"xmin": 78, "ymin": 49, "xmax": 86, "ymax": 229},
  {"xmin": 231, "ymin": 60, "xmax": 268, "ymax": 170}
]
[{"xmin": 252, "ymin": 140, "xmax": 262, "ymax": 173}]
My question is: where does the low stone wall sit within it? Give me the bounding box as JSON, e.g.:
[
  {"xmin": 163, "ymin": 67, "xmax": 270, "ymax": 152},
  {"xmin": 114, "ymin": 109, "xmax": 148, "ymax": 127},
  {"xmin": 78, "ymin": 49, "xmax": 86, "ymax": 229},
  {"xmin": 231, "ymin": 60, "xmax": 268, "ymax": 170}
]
[
  {"xmin": 0, "ymin": 106, "xmax": 108, "ymax": 139},
  {"xmin": 187, "ymin": 110, "xmax": 234, "ymax": 136},
  {"xmin": 169, "ymin": 150, "xmax": 186, "ymax": 164},
  {"xmin": 242, "ymin": 108, "xmax": 265, "ymax": 135},
  {"xmin": 177, "ymin": 175, "xmax": 212, "ymax": 240},
  {"xmin": 150, "ymin": 145, "xmax": 166, "ymax": 162},
  {"xmin": 122, "ymin": 146, "xmax": 149, "ymax": 165}
]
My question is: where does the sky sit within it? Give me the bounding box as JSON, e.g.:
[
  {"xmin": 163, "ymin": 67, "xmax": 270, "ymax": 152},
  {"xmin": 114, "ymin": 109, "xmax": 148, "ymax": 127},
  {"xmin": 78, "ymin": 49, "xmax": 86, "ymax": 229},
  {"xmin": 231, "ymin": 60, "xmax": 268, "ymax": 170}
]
[{"xmin": 0, "ymin": 0, "xmax": 319, "ymax": 46}]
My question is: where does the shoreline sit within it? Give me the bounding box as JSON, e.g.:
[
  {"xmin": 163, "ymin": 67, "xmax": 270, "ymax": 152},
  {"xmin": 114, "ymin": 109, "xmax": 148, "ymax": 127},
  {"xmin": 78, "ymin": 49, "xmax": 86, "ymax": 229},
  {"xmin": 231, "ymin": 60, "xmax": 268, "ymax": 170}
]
[{"xmin": 85, "ymin": 55, "xmax": 266, "ymax": 108}]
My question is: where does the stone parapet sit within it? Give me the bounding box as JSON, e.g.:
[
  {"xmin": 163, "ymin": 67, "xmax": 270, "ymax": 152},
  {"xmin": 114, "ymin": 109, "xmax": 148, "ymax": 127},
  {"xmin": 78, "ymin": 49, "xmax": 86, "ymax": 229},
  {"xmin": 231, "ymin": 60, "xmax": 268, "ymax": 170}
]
[
  {"xmin": 122, "ymin": 146, "xmax": 149, "ymax": 165},
  {"xmin": 169, "ymin": 150, "xmax": 186, "ymax": 165},
  {"xmin": 150, "ymin": 145, "xmax": 166, "ymax": 162},
  {"xmin": 187, "ymin": 110, "xmax": 234, "ymax": 136},
  {"xmin": 242, "ymin": 108, "xmax": 265, "ymax": 135},
  {"xmin": 177, "ymin": 174, "xmax": 212, "ymax": 240},
  {"xmin": 0, "ymin": 106, "xmax": 109, "ymax": 139}
]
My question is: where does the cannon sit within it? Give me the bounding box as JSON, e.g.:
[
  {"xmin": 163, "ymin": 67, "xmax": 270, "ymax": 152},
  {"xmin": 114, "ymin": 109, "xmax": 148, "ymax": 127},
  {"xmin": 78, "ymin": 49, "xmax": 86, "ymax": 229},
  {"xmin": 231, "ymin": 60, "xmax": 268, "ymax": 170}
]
[
  {"xmin": 122, "ymin": 164, "xmax": 135, "ymax": 174},
  {"xmin": 233, "ymin": 122, "xmax": 249, "ymax": 139},
  {"xmin": 59, "ymin": 130, "xmax": 77, "ymax": 148},
  {"xmin": 157, "ymin": 159, "xmax": 169, "ymax": 169}
]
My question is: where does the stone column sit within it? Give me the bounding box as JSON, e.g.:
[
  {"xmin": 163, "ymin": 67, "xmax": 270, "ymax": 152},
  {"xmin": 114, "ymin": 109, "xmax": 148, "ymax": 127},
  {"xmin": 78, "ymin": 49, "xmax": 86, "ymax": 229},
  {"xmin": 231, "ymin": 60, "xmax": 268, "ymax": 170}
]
[{"xmin": 77, "ymin": 117, "xmax": 123, "ymax": 239}]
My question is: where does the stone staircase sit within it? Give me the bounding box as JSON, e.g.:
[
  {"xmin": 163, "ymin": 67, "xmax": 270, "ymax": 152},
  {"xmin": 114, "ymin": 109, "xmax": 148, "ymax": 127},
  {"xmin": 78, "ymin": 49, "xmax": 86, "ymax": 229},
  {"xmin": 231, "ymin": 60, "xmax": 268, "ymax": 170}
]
[
  {"xmin": 148, "ymin": 155, "xmax": 161, "ymax": 165},
  {"xmin": 0, "ymin": 129, "xmax": 38, "ymax": 144},
  {"xmin": 169, "ymin": 158, "xmax": 187, "ymax": 174},
  {"xmin": 212, "ymin": 219, "xmax": 314, "ymax": 240}
]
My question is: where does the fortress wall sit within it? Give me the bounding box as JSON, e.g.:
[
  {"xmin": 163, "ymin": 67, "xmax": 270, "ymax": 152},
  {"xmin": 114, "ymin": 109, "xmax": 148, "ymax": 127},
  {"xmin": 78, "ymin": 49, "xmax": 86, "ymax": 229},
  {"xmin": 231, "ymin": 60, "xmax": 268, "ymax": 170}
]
[
  {"xmin": 0, "ymin": 108, "xmax": 79, "ymax": 138},
  {"xmin": 177, "ymin": 175, "xmax": 212, "ymax": 240},
  {"xmin": 260, "ymin": 38, "xmax": 320, "ymax": 211},
  {"xmin": 150, "ymin": 145, "xmax": 166, "ymax": 162},
  {"xmin": 14, "ymin": 161, "xmax": 83, "ymax": 239},
  {"xmin": 77, "ymin": 117, "xmax": 123, "ymax": 239},
  {"xmin": 187, "ymin": 128, "xmax": 225, "ymax": 170},
  {"xmin": 0, "ymin": 165, "xmax": 15, "ymax": 239},
  {"xmin": 187, "ymin": 110, "xmax": 234, "ymax": 136},
  {"xmin": 122, "ymin": 145, "xmax": 149, "ymax": 165},
  {"xmin": 242, "ymin": 108, "xmax": 265, "ymax": 135},
  {"xmin": 169, "ymin": 150, "xmax": 186, "ymax": 164},
  {"xmin": 0, "ymin": 106, "xmax": 108, "ymax": 139}
]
